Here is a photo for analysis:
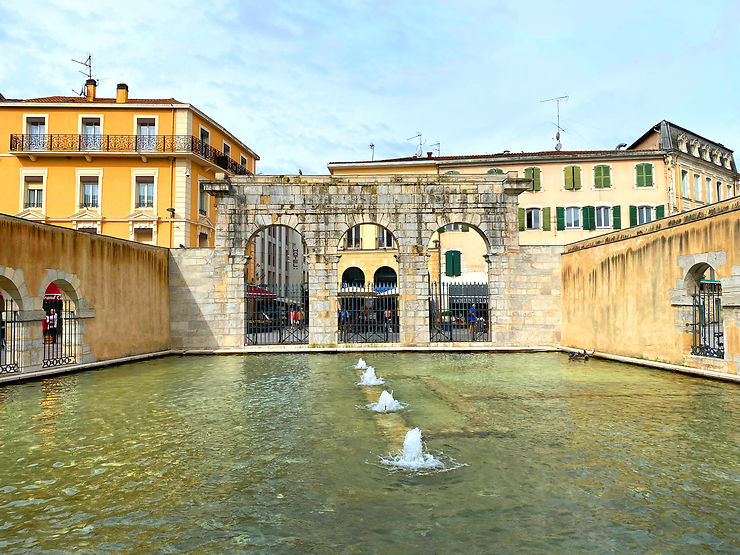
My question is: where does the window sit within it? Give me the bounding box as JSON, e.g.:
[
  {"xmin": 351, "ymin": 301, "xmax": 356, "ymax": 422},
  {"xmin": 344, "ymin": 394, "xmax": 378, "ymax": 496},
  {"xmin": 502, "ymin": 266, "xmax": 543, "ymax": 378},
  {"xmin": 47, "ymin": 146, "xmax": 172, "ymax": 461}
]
[
  {"xmin": 25, "ymin": 117, "xmax": 47, "ymax": 151},
  {"xmin": 345, "ymin": 226, "xmax": 361, "ymax": 248},
  {"xmin": 135, "ymin": 176, "xmax": 154, "ymax": 208},
  {"xmin": 635, "ymin": 163, "xmax": 654, "ymax": 187},
  {"xmin": 377, "ymin": 227, "xmax": 394, "ymax": 248},
  {"xmin": 525, "ymin": 208, "xmax": 541, "ymax": 230},
  {"xmin": 24, "ymin": 176, "xmax": 43, "ymax": 208},
  {"xmin": 486, "ymin": 168, "xmax": 504, "ymax": 174},
  {"xmin": 595, "ymin": 206, "xmax": 611, "ymax": 228},
  {"xmin": 593, "ymin": 165, "xmax": 611, "ymax": 189},
  {"xmin": 565, "ymin": 207, "xmax": 580, "ymax": 228},
  {"xmin": 716, "ymin": 181, "xmax": 722, "ymax": 201},
  {"xmin": 637, "ymin": 205, "xmax": 653, "ymax": 225},
  {"xmin": 524, "ymin": 167, "xmax": 541, "ymax": 191},
  {"xmin": 81, "ymin": 117, "xmax": 102, "ymax": 150},
  {"xmin": 694, "ymin": 174, "xmax": 701, "ymax": 200},
  {"xmin": 705, "ymin": 177, "xmax": 713, "ymax": 203},
  {"xmin": 445, "ymin": 250, "xmax": 462, "ymax": 277},
  {"xmin": 198, "ymin": 184, "xmax": 208, "ymax": 216},
  {"xmin": 681, "ymin": 170, "xmax": 689, "ymax": 197},
  {"xmin": 728, "ymin": 183, "xmax": 733, "ymax": 200},
  {"xmin": 136, "ymin": 118, "xmax": 156, "ymax": 152},
  {"xmin": 77, "ymin": 227, "xmax": 97, "ymax": 234},
  {"xmin": 563, "ymin": 166, "xmax": 581, "ymax": 190},
  {"xmin": 199, "ymin": 128, "xmax": 210, "ymax": 157},
  {"xmin": 133, "ymin": 228, "xmax": 154, "ymax": 245},
  {"xmin": 223, "ymin": 142, "xmax": 231, "ymax": 159},
  {"xmin": 79, "ymin": 176, "xmax": 99, "ymax": 208},
  {"xmin": 198, "ymin": 233, "xmax": 209, "ymax": 247},
  {"xmin": 240, "ymin": 155, "xmax": 248, "ymax": 168}
]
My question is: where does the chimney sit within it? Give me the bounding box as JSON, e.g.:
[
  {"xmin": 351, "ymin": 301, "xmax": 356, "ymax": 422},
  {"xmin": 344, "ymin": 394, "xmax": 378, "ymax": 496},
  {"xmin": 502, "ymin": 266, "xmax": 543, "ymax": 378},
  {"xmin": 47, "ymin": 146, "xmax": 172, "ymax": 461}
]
[
  {"xmin": 116, "ymin": 83, "xmax": 129, "ymax": 103},
  {"xmin": 85, "ymin": 79, "xmax": 97, "ymax": 101},
  {"xmin": 427, "ymin": 151, "xmax": 433, "ymax": 158}
]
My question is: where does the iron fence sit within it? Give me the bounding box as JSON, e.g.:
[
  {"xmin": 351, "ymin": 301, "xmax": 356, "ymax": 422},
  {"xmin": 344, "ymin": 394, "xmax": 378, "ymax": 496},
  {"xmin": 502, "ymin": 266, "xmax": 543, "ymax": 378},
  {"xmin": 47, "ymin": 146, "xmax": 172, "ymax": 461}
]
[
  {"xmin": 9, "ymin": 134, "xmax": 250, "ymax": 175},
  {"xmin": 1, "ymin": 299, "xmax": 21, "ymax": 374},
  {"xmin": 244, "ymin": 283, "xmax": 309, "ymax": 345},
  {"xmin": 42, "ymin": 300, "xmax": 78, "ymax": 368},
  {"xmin": 338, "ymin": 283, "xmax": 398, "ymax": 343},
  {"xmin": 691, "ymin": 281, "xmax": 724, "ymax": 359},
  {"xmin": 429, "ymin": 282, "xmax": 490, "ymax": 342}
]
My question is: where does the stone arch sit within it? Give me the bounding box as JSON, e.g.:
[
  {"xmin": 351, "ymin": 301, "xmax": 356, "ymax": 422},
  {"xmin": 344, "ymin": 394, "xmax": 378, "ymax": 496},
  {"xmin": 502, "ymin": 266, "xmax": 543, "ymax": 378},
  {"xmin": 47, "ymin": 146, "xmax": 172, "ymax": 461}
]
[
  {"xmin": 37, "ymin": 270, "xmax": 92, "ymax": 313},
  {"xmin": 684, "ymin": 262, "xmax": 716, "ymax": 295},
  {"xmin": 244, "ymin": 216, "xmax": 307, "ymax": 247},
  {"xmin": 374, "ymin": 266, "xmax": 397, "ymax": 285},
  {"xmin": 244, "ymin": 222, "xmax": 308, "ymax": 286},
  {"xmin": 341, "ymin": 267, "xmax": 365, "ymax": 287},
  {"xmin": 0, "ymin": 267, "xmax": 30, "ymax": 311},
  {"xmin": 336, "ymin": 216, "xmax": 398, "ymax": 249},
  {"xmin": 424, "ymin": 219, "xmax": 491, "ymax": 257}
]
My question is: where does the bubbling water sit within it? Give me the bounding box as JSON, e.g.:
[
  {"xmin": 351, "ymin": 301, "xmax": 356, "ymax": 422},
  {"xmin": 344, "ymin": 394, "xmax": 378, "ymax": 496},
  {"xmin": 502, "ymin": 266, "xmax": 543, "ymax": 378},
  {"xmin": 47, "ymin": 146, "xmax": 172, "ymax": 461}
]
[
  {"xmin": 357, "ymin": 366, "xmax": 384, "ymax": 386},
  {"xmin": 367, "ymin": 390, "xmax": 404, "ymax": 412},
  {"xmin": 354, "ymin": 358, "xmax": 368, "ymax": 369},
  {"xmin": 380, "ymin": 428, "xmax": 445, "ymax": 472}
]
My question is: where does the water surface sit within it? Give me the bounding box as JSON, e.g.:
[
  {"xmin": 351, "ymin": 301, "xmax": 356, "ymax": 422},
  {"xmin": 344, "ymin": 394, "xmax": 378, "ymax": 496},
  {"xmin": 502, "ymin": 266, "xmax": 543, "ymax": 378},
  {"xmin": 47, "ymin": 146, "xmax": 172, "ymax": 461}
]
[{"xmin": 0, "ymin": 353, "xmax": 738, "ymax": 552}]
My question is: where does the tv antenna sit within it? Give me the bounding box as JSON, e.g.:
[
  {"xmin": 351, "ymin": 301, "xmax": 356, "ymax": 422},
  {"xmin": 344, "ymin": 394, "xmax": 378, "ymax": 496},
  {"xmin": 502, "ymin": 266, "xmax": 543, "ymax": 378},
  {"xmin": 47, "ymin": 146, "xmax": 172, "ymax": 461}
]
[
  {"xmin": 72, "ymin": 54, "xmax": 95, "ymax": 96},
  {"xmin": 540, "ymin": 95, "xmax": 568, "ymax": 151},
  {"xmin": 407, "ymin": 132, "xmax": 423, "ymax": 157},
  {"xmin": 430, "ymin": 142, "xmax": 440, "ymax": 156},
  {"xmin": 369, "ymin": 142, "xmax": 375, "ymax": 161}
]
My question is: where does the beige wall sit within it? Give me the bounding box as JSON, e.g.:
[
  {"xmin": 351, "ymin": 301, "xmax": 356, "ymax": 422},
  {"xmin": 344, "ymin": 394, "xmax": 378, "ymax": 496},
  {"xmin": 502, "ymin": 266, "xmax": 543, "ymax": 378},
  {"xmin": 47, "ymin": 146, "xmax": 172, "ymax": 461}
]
[
  {"xmin": 0, "ymin": 214, "xmax": 170, "ymax": 368},
  {"xmin": 561, "ymin": 198, "xmax": 740, "ymax": 375}
]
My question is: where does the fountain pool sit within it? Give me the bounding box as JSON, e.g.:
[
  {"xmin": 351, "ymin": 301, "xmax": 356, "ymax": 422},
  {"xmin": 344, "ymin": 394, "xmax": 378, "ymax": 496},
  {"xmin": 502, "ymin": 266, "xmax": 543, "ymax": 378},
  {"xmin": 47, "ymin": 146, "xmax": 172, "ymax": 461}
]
[{"xmin": 0, "ymin": 352, "xmax": 738, "ymax": 552}]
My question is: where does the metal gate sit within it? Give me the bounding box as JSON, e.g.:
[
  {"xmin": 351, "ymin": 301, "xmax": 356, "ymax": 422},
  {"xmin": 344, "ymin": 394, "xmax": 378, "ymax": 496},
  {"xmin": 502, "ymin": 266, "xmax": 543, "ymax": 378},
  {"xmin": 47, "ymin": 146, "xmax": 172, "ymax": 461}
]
[
  {"xmin": 244, "ymin": 283, "xmax": 309, "ymax": 345},
  {"xmin": 691, "ymin": 281, "xmax": 724, "ymax": 359},
  {"xmin": 1, "ymin": 299, "xmax": 21, "ymax": 374},
  {"xmin": 338, "ymin": 283, "xmax": 398, "ymax": 343},
  {"xmin": 429, "ymin": 282, "xmax": 490, "ymax": 342},
  {"xmin": 42, "ymin": 300, "xmax": 78, "ymax": 368}
]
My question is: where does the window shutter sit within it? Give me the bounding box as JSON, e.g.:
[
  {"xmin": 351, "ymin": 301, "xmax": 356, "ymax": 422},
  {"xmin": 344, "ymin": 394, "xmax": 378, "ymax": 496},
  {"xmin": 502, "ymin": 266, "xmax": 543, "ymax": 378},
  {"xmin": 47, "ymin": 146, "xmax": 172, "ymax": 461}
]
[
  {"xmin": 645, "ymin": 164, "xmax": 653, "ymax": 187},
  {"xmin": 454, "ymin": 251, "xmax": 461, "ymax": 276},
  {"xmin": 564, "ymin": 167, "xmax": 573, "ymax": 190},
  {"xmin": 582, "ymin": 206, "xmax": 595, "ymax": 230},
  {"xmin": 445, "ymin": 250, "xmax": 454, "ymax": 276},
  {"xmin": 629, "ymin": 205, "xmax": 637, "ymax": 226},
  {"xmin": 542, "ymin": 207, "xmax": 551, "ymax": 231},
  {"xmin": 655, "ymin": 205, "xmax": 665, "ymax": 219},
  {"xmin": 533, "ymin": 167, "xmax": 541, "ymax": 191},
  {"xmin": 524, "ymin": 167, "xmax": 533, "ymax": 191},
  {"xmin": 594, "ymin": 165, "xmax": 610, "ymax": 188},
  {"xmin": 518, "ymin": 208, "xmax": 525, "ymax": 231},
  {"xmin": 556, "ymin": 207, "xmax": 565, "ymax": 230},
  {"xmin": 612, "ymin": 206, "xmax": 621, "ymax": 229},
  {"xmin": 573, "ymin": 166, "xmax": 582, "ymax": 190},
  {"xmin": 461, "ymin": 225, "xmax": 469, "ymax": 232},
  {"xmin": 438, "ymin": 226, "xmax": 446, "ymax": 233}
]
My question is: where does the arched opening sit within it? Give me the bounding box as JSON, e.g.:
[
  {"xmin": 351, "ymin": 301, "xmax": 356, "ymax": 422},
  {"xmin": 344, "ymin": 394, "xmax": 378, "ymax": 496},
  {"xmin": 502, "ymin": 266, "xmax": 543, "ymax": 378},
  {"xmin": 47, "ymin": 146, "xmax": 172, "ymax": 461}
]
[
  {"xmin": 686, "ymin": 263, "xmax": 724, "ymax": 359},
  {"xmin": 337, "ymin": 223, "xmax": 399, "ymax": 343},
  {"xmin": 426, "ymin": 222, "xmax": 490, "ymax": 342},
  {"xmin": 341, "ymin": 267, "xmax": 365, "ymax": 288},
  {"xmin": 42, "ymin": 281, "xmax": 79, "ymax": 368},
  {"xmin": 0, "ymin": 277, "xmax": 23, "ymax": 374},
  {"xmin": 373, "ymin": 266, "xmax": 397, "ymax": 286},
  {"xmin": 245, "ymin": 224, "xmax": 308, "ymax": 345}
]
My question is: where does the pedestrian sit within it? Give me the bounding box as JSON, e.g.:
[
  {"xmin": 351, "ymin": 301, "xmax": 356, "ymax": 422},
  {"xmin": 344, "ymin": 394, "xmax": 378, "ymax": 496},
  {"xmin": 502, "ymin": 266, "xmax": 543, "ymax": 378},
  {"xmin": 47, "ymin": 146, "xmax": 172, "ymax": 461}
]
[
  {"xmin": 289, "ymin": 306, "xmax": 298, "ymax": 327},
  {"xmin": 384, "ymin": 307, "xmax": 392, "ymax": 340},
  {"xmin": 467, "ymin": 303, "xmax": 477, "ymax": 336},
  {"xmin": 48, "ymin": 308, "xmax": 58, "ymax": 344}
]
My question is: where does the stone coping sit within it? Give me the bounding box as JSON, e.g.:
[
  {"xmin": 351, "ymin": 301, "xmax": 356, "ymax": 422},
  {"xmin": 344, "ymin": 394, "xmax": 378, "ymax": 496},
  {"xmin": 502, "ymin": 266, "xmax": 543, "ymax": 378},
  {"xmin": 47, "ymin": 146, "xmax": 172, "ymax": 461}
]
[{"xmin": 1, "ymin": 346, "xmax": 736, "ymax": 386}]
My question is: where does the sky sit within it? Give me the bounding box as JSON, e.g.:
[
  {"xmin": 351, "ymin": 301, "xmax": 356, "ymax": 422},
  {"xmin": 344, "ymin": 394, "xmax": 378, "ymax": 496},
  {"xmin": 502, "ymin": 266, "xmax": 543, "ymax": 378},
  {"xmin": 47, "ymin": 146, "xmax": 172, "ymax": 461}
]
[{"xmin": 1, "ymin": 0, "xmax": 739, "ymax": 174}]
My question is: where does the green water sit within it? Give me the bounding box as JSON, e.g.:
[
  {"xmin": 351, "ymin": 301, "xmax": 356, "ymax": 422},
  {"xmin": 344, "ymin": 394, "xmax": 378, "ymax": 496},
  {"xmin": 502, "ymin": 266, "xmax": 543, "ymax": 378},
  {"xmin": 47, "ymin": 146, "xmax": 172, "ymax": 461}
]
[{"xmin": 0, "ymin": 353, "xmax": 738, "ymax": 552}]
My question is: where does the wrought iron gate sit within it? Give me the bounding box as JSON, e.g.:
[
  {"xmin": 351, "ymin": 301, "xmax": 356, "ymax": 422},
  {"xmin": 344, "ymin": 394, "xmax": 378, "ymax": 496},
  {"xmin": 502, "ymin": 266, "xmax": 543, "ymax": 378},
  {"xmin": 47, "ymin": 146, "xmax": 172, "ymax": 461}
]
[
  {"xmin": 244, "ymin": 283, "xmax": 309, "ymax": 345},
  {"xmin": 429, "ymin": 282, "xmax": 490, "ymax": 342},
  {"xmin": 691, "ymin": 281, "xmax": 724, "ymax": 359},
  {"xmin": 1, "ymin": 299, "xmax": 21, "ymax": 374},
  {"xmin": 338, "ymin": 283, "xmax": 398, "ymax": 343},
  {"xmin": 42, "ymin": 300, "xmax": 78, "ymax": 368}
]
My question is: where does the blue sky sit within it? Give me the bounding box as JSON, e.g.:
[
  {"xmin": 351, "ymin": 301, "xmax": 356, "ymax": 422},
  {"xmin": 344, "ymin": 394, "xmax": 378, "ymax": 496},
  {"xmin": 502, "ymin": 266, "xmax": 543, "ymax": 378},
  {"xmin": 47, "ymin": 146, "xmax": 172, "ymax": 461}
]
[{"xmin": 2, "ymin": 0, "xmax": 739, "ymax": 174}]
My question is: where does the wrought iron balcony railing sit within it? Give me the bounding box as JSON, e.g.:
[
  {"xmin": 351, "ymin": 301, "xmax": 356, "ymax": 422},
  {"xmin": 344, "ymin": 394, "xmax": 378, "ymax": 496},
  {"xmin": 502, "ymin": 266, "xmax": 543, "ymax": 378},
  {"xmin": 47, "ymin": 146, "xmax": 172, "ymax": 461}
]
[{"xmin": 9, "ymin": 134, "xmax": 251, "ymax": 175}]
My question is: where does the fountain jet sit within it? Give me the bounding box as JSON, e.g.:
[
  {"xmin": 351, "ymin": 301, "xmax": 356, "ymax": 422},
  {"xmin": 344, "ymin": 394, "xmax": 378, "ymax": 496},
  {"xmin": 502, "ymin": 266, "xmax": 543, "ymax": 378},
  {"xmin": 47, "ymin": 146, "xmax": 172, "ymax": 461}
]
[
  {"xmin": 367, "ymin": 390, "xmax": 404, "ymax": 412},
  {"xmin": 380, "ymin": 428, "xmax": 443, "ymax": 471},
  {"xmin": 354, "ymin": 358, "xmax": 368, "ymax": 369},
  {"xmin": 357, "ymin": 366, "xmax": 384, "ymax": 386}
]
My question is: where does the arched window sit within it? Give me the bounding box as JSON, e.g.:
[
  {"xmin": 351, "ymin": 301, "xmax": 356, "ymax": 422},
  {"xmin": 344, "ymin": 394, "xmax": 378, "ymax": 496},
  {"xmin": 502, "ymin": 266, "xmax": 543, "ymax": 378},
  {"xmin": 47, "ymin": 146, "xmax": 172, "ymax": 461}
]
[
  {"xmin": 373, "ymin": 266, "xmax": 397, "ymax": 286},
  {"xmin": 445, "ymin": 250, "xmax": 462, "ymax": 277},
  {"xmin": 341, "ymin": 267, "xmax": 365, "ymax": 287},
  {"xmin": 686, "ymin": 264, "xmax": 724, "ymax": 359},
  {"xmin": 486, "ymin": 168, "xmax": 504, "ymax": 175}
]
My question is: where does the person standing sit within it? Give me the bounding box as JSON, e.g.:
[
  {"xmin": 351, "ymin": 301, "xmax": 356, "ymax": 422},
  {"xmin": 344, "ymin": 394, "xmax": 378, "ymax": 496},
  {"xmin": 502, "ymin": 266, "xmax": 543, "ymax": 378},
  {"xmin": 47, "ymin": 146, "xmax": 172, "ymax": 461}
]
[
  {"xmin": 467, "ymin": 303, "xmax": 477, "ymax": 337},
  {"xmin": 48, "ymin": 308, "xmax": 58, "ymax": 344},
  {"xmin": 384, "ymin": 307, "xmax": 392, "ymax": 341}
]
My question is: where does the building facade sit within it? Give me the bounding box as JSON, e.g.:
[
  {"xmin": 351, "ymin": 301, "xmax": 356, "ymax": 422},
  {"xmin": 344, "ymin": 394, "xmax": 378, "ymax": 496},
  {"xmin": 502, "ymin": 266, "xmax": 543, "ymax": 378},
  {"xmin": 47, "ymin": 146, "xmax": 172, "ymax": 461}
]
[{"xmin": 0, "ymin": 80, "xmax": 259, "ymax": 247}]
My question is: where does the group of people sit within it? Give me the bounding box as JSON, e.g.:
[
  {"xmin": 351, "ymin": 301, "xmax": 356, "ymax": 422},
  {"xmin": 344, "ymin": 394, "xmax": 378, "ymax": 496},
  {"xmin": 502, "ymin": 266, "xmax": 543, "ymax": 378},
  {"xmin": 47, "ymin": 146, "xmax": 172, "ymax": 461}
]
[
  {"xmin": 338, "ymin": 306, "xmax": 395, "ymax": 339},
  {"xmin": 288, "ymin": 306, "xmax": 305, "ymax": 327}
]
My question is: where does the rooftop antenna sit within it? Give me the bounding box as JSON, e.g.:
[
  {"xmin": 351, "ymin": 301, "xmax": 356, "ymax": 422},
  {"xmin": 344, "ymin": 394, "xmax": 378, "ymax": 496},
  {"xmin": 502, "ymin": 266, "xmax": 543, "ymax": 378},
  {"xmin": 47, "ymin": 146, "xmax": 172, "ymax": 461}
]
[
  {"xmin": 407, "ymin": 132, "xmax": 423, "ymax": 157},
  {"xmin": 71, "ymin": 54, "xmax": 94, "ymax": 96},
  {"xmin": 369, "ymin": 142, "xmax": 375, "ymax": 161},
  {"xmin": 540, "ymin": 95, "xmax": 568, "ymax": 151},
  {"xmin": 430, "ymin": 142, "xmax": 441, "ymax": 156}
]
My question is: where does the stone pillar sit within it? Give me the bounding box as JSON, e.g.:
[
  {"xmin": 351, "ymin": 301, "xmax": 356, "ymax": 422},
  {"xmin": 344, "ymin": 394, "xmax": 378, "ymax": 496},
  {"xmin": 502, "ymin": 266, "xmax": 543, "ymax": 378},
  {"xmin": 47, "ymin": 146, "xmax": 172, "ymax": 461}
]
[
  {"xmin": 308, "ymin": 253, "xmax": 339, "ymax": 346},
  {"xmin": 397, "ymin": 249, "xmax": 430, "ymax": 345}
]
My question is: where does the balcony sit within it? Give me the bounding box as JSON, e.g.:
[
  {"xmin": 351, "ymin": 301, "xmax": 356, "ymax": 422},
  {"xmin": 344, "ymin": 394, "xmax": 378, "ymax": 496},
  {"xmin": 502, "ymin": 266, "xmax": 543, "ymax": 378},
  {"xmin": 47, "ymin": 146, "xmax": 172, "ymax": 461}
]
[{"xmin": 9, "ymin": 134, "xmax": 251, "ymax": 175}]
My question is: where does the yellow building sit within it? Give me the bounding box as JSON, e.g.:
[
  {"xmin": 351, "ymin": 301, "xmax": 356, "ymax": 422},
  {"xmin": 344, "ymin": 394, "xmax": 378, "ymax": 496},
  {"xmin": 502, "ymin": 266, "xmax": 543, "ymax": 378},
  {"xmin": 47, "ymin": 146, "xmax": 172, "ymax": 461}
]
[
  {"xmin": 0, "ymin": 79, "xmax": 258, "ymax": 248},
  {"xmin": 337, "ymin": 223, "xmax": 398, "ymax": 287},
  {"xmin": 328, "ymin": 121, "xmax": 738, "ymax": 249}
]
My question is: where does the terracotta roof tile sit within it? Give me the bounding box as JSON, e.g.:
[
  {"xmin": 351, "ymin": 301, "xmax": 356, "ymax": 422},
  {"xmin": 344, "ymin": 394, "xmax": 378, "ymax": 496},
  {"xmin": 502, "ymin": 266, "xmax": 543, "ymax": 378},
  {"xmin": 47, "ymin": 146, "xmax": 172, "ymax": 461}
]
[{"xmin": 22, "ymin": 96, "xmax": 182, "ymax": 104}]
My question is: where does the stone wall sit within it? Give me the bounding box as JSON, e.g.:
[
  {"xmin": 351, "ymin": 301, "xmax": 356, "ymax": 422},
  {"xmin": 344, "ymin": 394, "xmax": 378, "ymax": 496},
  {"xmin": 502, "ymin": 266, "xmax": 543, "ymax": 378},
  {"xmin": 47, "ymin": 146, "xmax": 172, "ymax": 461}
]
[
  {"xmin": 0, "ymin": 214, "xmax": 170, "ymax": 372},
  {"xmin": 561, "ymin": 197, "xmax": 740, "ymax": 375}
]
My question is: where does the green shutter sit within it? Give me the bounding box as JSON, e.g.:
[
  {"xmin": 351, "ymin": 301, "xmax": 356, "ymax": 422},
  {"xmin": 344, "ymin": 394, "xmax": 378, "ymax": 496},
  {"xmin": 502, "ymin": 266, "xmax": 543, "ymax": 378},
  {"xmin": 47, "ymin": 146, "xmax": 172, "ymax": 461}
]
[
  {"xmin": 524, "ymin": 167, "xmax": 533, "ymax": 191},
  {"xmin": 564, "ymin": 166, "xmax": 573, "ymax": 190},
  {"xmin": 556, "ymin": 207, "xmax": 565, "ymax": 230},
  {"xmin": 533, "ymin": 167, "xmax": 541, "ymax": 191},
  {"xmin": 636, "ymin": 163, "xmax": 653, "ymax": 187},
  {"xmin": 445, "ymin": 250, "xmax": 454, "ymax": 276},
  {"xmin": 518, "ymin": 208, "xmax": 525, "ymax": 231},
  {"xmin": 454, "ymin": 251, "xmax": 461, "ymax": 276},
  {"xmin": 612, "ymin": 206, "xmax": 621, "ymax": 229},
  {"xmin": 583, "ymin": 206, "xmax": 595, "ymax": 230},
  {"xmin": 461, "ymin": 225, "xmax": 469, "ymax": 232},
  {"xmin": 655, "ymin": 205, "xmax": 665, "ymax": 219},
  {"xmin": 438, "ymin": 226, "xmax": 446, "ymax": 233},
  {"xmin": 629, "ymin": 205, "xmax": 637, "ymax": 226},
  {"xmin": 573, "ymin": 166, "xmax": 582, "ymax": 190},
  {"xmin": 542, "ymin": 207, "xmax": 551, "ymax": 231},
  {"xmin": 594, "ymin": 165, "xmax": 611, "ymax": 189},
  {"xmin": 487, "ymin": 168, "xmax": 504, "ymax": 174}
]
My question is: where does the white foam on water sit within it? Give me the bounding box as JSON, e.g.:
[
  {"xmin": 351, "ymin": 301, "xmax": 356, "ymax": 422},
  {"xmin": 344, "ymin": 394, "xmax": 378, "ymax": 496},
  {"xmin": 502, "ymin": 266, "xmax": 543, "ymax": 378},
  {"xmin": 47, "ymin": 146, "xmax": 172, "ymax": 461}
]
[
  {"xmin": 354, "ymin": 358, "xmax": 368, "ymax": 369},
  {"xmin": 357, "ymin": 366, "xmax": 384, "ymax": 386},
  {"xmin": 367, "ymin": 390, "xmax": 404, "ymax": 412},
  {"xmin": 379, "ymin": 428, "xmax": 466, "ymax": 474}
]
